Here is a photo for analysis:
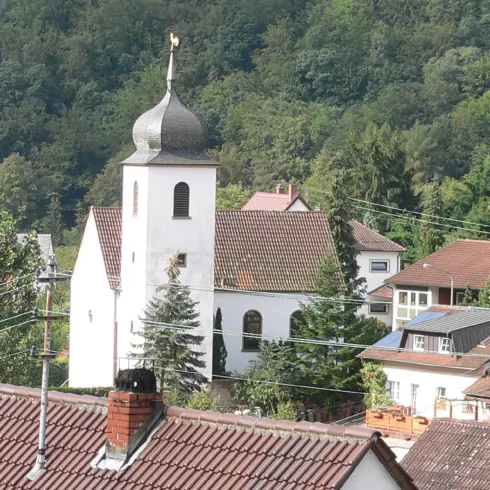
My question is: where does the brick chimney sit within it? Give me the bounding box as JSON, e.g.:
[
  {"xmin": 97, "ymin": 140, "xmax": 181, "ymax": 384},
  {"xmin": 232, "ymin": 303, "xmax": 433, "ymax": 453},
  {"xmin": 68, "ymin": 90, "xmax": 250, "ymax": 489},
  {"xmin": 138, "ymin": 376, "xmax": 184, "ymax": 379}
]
[
  {"xmin": 106, "ymin": 369, "xmax": 163, "ymax": 462},
  {"xmin": 276, "ymin": 183, "xmax": 285, "ymax": 194},
  {"xmin": 289, "ymin": 184, "xmax": 298, "ymax": 201}
]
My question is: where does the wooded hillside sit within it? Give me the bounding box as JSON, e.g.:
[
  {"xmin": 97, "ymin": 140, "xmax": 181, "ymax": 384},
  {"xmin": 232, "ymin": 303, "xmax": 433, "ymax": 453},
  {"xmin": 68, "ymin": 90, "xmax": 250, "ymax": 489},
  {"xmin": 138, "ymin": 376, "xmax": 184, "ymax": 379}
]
[{"xmin": 2, "ymin": 0, "xmax": 490, "ymax": 258}]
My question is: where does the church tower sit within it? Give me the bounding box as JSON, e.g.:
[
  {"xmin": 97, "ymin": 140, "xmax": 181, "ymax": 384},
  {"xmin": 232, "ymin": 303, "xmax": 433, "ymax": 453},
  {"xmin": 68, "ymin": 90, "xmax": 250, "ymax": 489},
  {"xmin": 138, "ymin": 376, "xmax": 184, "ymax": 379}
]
[{"xmin": 118, "ymin": 36, "xmax": 218, "ymax": 379}]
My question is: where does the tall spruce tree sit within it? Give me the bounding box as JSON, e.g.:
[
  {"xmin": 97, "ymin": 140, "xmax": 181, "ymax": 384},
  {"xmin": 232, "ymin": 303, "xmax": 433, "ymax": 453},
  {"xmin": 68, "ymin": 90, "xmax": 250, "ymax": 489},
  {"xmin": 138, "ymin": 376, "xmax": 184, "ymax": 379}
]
[
  {"xmin": 213, "ymin": 307, "xmax": 227, "ymax": 376},
  {"xmin": 133, "ymin": 255, "xmax": 207, "ymax": 394},
  {"xmin": 418, "ymin": 178, "xmax": 445, "ymax": 258}
]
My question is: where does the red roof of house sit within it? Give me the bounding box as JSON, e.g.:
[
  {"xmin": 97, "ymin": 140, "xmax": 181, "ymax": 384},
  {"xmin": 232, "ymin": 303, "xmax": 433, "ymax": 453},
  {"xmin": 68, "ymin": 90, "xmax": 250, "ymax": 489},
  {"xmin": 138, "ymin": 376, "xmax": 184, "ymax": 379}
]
[
  {"xmin": 92, "ymin": 207, "xmax": 122, "ymax": 290},
  {"xmin": 215, "ymin": 211, "xmax": 338, "ymax": 292},
  {"xmin": 242, "ymin": 191, "xmax": 309, "ymax": 211},
  {"xmin": 350, "ymin": 221, "xmax": 406, "ymax": 253},
  {"xmin": 368, "ymin": 285, "xmax": 393, "ymax": 299},
  {"xmin": 463, "ymin": 376, "xmax": 490, "ymax": 398},
  {"xmin": 402, "ymin": 418, "xmax": 490, "ymax": 490},
  {"xmin": 0, "ymin": 384, "xmax": 417, "ymax": 489},
  {"xmin": 88, "ymin": 208, "xmax": 404, "ymax": 292},
  {"xmin": 388, "ymin": 239, "xmax": 490, "ymax": 290},
  {"xmin": 359, "ymin": 335, "xmax": 490, "ymax": 370}
]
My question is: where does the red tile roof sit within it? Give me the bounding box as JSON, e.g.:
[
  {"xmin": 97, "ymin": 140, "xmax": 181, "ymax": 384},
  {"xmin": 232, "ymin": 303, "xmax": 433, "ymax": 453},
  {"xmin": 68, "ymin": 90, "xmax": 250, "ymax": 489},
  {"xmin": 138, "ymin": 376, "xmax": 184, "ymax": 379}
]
[
  {"xmin": 427, "ymin": 305, "xmax": 469, "ymax": 314},
  {"xmin": 242, "ymin": 191, "xmax": 309, "ymax": 211},
  {"xmin": 215, "ymin": 211, "xmax": 338, "ymax": 292},
  {"xmin": 463, "ymin": 376, "xmax": 490, "ymax": 398},
  {"xmin": 402, "ymin": 418, "xmax": 490, "ymax": 490},
  {"xmin": 368, "ymin": 284, "xmax": 393, "ymax": 299},
  {"xmin": 92, "ymin": 207, "xmax": 122, "ymax": 289},
  {"xmin": 388, "ymin": 239, "xmax": 490, "ymax": 289},
  {"xmin": 359, "ymin": 336, "xmax": 490, "ymax": 370},
  {"xmin": 87, "ymin": 207, "xmax": 403, "ymax": 293},
  {"xmin": 0, "ymin": 384, "xmax": 417, "ymax": 489},
  {"xmin": 350, "ymin": 221, "xmax": 406, "ymax": 253}
]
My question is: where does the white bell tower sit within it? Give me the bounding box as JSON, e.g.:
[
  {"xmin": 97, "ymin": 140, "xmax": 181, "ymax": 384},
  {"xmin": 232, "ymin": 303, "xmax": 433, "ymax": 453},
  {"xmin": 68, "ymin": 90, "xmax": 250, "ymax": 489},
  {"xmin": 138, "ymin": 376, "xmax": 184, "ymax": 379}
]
[{"xmin": 117, "ymin": 35, "xmax": 218, "ymax": 379}]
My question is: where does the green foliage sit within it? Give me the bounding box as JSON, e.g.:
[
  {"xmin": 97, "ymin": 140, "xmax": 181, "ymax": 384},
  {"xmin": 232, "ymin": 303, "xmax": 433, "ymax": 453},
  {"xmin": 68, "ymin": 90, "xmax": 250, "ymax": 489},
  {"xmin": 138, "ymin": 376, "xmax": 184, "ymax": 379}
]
[
  {"xmin": 187, "ymin": 388, "xmax": 220, "ymax": 411},
  {"xmin": 213, "ymin": 307, "xmax": 227, "ymax": 376},
  {"xmin": 231, "ymin": 341, "xmax": 296, "ymax": 414},
  {"xmin": 49, "ymin": 386, "xmax": 113, "ymax": 397},
  {"xmin": 132, "ymin": 255, "xmax": 207, "ymax": 394},
  {"xmin": 269, "ymin": 400, "xmax": 298, "ymax": 421},
  {"xmin": 216, "ymin": 182, "xmax": 253, "ymax": 210},
  {"xmin": 360, "ymin": 362, "xmax": 391, "ymax": 410},
  {"xmin": 460, "ymin": 283, "xmax": 475, "ymax": 306}
]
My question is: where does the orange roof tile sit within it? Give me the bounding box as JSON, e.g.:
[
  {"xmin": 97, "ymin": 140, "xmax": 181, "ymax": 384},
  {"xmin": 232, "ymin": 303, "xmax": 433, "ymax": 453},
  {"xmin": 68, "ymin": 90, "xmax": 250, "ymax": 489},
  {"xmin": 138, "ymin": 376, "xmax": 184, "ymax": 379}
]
[
  {"xmin": 350, "ymin": 221, "xmax": 406, "ymax": 253},
  {"xmin": 464, "ymin": 376, "xmax": 490, "ymax": 398},
  {"xmin": 388, "ymin": 239, "xmax": 490, "ymax": 289},
  {"xmin": 92, "ymin": 207, "xmax": 122, "ymax": 289}
]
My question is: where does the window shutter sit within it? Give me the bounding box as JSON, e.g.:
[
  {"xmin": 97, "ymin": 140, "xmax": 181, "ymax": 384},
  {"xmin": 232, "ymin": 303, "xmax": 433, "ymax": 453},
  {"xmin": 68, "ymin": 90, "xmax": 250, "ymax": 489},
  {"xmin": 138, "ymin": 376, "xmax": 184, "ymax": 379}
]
[{"xmin": 173, "ymin": 182, "xmax": 190, "ymax": 217}]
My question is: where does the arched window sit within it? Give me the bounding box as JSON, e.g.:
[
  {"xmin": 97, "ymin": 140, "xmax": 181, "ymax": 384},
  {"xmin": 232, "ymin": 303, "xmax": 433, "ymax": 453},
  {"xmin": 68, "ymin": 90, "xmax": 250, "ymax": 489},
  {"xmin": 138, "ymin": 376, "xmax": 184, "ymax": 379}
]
[
  {"xmin": 243, "ymin": 310, "xmax": 262, "ymax": 351},
  {"xmin": 133, "ymin": 181, "xmax": 139, "ymax": 217},
  {"xmin": 173, "ymin": 182, "xmax": 190, "ymax": 217},
  {"xmin": 290, "ymin": 310, "xmax": 306, "ymax": 338}
]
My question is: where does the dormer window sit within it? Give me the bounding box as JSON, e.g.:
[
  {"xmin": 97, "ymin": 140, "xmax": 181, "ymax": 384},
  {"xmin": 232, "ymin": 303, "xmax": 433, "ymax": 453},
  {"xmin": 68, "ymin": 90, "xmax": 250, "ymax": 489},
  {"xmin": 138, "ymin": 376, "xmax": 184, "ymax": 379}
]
[
  {"xmin": 173, "ymin": 182, "xmax": 190, "ymax": 218},
  {"xmin": 439, "ymin": 337, "xmax": 451, "ymax": 354},
  {"xmin": 413, "ymin": 335, "xmax": 425, "ymax": 351}
]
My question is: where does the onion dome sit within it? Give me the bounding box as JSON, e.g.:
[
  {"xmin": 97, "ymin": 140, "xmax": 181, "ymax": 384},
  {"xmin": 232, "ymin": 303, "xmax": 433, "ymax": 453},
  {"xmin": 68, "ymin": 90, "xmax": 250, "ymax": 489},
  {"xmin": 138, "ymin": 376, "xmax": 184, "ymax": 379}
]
[{"xmin": 123, "ymin": 37, "xmax": 213, "ymax": 166}]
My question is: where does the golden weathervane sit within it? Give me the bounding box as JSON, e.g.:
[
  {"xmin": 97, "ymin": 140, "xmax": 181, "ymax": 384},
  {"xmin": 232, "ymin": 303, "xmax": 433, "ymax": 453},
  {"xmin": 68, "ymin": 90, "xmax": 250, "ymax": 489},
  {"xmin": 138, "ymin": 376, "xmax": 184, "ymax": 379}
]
[{"xmin": 170, "ymin": 33, "xmax": 179, "ymax": 48}]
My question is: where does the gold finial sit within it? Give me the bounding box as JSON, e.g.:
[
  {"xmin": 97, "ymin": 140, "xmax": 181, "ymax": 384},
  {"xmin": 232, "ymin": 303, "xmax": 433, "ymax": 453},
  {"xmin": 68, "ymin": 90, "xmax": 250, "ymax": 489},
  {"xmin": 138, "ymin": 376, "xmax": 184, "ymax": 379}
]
[{"xmin": 170, "ymin": 33, "xmax": 179, "ymax": 48}]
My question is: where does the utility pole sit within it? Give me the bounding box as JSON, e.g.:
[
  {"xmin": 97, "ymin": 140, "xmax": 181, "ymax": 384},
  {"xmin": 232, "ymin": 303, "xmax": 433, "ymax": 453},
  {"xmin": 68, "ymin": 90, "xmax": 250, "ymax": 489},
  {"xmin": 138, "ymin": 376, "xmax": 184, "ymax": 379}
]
[{"xmin": 28, "ymin": 256, "xmax": 69, "ymax": 480}]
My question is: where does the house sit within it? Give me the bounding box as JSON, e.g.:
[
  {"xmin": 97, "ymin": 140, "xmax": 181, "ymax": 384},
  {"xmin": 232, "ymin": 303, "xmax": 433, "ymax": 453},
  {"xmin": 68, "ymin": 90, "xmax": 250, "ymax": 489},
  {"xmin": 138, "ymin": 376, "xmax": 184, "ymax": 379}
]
[
  {"xmin": 0, "ymin": 369, "xmax": 418, "ymax": 489},
  {"xmin": 17, "ymin": 234, "xmax": 54, "ymax": 270},
  {"xmin": 386, "ymin": 239, "xmax": 490, "ymax": 330},
  {"xmin": 402, "ymin": 418, "xmax": 490, "ymax": 490},
  {"xmin": 242, "ymin": 183, "xmax": 310, "ymax": 211},
  {"xmin": 359, "ymin": 309, "xmax": 490, "ymax": 418},
  {"xmin": 69, "ymin": 40, "xmax": 404, "ymax": 387}
]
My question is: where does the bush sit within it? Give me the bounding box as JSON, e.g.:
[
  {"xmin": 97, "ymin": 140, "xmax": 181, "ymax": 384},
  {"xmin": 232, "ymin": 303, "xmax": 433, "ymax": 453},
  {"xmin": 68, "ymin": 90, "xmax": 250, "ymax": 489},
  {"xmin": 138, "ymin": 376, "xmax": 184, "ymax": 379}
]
[
  {"xmin": 49, "ymin": 386, "xmax": 113, "ymax": 397},
  {"xmin": 269, "ymin": 400, "xmax": 297, "ymax": 421},
  {"xmin": 187, "ymin": 389, "xmax": 220, "ymax": 411}
]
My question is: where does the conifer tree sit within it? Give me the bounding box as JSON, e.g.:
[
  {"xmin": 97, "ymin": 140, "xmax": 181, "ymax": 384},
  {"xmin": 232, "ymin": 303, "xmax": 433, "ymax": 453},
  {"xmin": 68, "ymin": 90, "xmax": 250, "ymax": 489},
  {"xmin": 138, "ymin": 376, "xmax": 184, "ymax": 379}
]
[
  {"xmin": 213, "ymin": 307, "xmax": 227, "ymax": 376},
  {"xmin": 418, "ymin": 178, "xmax": 444, "ymax": 258},
  {"xmin": 133, "ymin": 255, "xmax": 207, "ymax": 393},
  {"xmin": 460, "ymin": 283, "xmax": 475, "ymax": 306},
  {"xmin": 477, "ymin": 277, "xmax": 490, "ymax": 307}
]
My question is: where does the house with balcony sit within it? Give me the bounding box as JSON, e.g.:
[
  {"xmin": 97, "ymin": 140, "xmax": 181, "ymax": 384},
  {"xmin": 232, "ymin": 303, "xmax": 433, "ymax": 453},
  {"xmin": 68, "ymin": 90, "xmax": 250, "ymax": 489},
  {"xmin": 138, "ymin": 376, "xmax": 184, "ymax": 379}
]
[
  {"xmin": 359, "ymin": 308, "xmax": 490, "ymax": 419},
  {"xmin": 386, "ymin": 239, "xmax": 490, "ymax": 330}
]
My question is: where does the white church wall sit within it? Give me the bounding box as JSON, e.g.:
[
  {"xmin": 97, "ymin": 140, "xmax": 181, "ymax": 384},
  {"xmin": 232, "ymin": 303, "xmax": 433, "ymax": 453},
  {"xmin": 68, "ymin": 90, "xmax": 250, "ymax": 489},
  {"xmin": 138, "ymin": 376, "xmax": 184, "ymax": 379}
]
[
  {"xmin": 287, "ymin": 200, "xmax": 309, "ymax": 211},
  {"xmin": 118, "ymin": 165, "xmax": 150, "ymax": 362},
  {"xmin": 215, "ymin": 290, "xmax": 308, "ymax": 373},
  {"xmin": 69, "ymin": 211, "xmax": 116, "ymax": 387}
]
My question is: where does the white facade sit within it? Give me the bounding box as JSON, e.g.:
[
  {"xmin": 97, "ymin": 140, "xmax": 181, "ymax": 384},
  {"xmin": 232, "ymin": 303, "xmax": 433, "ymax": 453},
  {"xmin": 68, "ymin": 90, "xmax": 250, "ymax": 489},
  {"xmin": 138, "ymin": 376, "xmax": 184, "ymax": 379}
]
[
  {"xmin": 287, "ymin": 199, "xmax": 309, "ymax": 211},
  {"xmin": 342, "ymin": 450, "xmax": 403, "ymax": 490},
  {"xmin": 358, "ymin": 251, "xmax": 402, "ymax": 328},
  {"xmin": 383, "ymin": 362, "xmax": 479, "ymax": 418},
  {"xmin": 118, "ymin": 165, "xmax": 217, "ymax": 381},
  {"xmin": 69, "ymin": 211, "xmax": 117, "ymax": 387},
  {"xmin": 216, "ymin": 291, "xmax": 308, "ymax": 373}
]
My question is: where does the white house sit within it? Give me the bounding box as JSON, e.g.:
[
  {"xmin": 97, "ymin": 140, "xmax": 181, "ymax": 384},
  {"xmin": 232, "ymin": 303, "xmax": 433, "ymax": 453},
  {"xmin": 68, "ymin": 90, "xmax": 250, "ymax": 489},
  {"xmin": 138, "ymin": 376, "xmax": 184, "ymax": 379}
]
[
  {"xmin": 69, "ymin": 42, "xmax": 406, "ymax": 386},
  {"xmin": 360, "ymin": 308, "xmax": 490, "ymax": 419}
]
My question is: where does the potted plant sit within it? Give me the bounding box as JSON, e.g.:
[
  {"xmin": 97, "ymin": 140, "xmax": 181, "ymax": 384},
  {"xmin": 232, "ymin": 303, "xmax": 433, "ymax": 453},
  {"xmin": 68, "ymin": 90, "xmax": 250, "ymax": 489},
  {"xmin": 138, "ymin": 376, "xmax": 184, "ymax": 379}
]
[
  {"xmin": 415, "ymin": 416, "xmax": 428, "ymax": 425},
  {"xmin": 392, "ymin": 412, "xmax": 405, "ymax": 421}
]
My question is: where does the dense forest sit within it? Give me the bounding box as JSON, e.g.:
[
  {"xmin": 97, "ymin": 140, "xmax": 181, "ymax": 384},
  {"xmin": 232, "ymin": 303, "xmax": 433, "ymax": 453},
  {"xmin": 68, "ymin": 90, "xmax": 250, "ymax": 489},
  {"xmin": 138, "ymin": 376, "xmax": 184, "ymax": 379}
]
[{"xmin": 2, "ymin": 0, "xmax": 490, "ymax": 258}]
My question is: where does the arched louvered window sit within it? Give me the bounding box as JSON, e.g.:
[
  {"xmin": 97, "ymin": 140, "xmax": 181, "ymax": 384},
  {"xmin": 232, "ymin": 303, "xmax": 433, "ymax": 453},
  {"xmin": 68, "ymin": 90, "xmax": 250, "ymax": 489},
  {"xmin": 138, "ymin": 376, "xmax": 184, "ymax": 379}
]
[
  {"xmin": 173, "ymin": 182, "xmax": 190, "ymax": 218},
  {"xmin": 290, "ymin": 310, "xmax": 306, "ymax": 338},
  {"xmin": 243, "ymin": 310, "xmax": 262, "ymax": 351},
  {"xmin": 133, "ymin": 181, "xmax": 139, "ymax": 217}
]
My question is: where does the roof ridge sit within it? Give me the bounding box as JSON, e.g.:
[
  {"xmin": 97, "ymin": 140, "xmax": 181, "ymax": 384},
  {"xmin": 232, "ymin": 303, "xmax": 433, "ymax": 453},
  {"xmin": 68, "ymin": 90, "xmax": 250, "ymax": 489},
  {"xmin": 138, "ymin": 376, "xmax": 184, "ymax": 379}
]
[
  {"xmin": 165, "ymin": 406, "xmax": 379, "ymax": 441},
  {"xmin": 0, "ymin": 383, "xmax": 108, "ymax": 408}
]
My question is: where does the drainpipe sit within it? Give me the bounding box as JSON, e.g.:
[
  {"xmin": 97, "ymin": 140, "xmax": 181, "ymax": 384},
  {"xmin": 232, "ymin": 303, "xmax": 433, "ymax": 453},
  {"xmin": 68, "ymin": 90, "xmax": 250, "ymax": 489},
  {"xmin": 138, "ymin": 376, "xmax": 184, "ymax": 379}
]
[{"xmin": 113, "ymin": 287, "xmax": 120, "ymax": 379}]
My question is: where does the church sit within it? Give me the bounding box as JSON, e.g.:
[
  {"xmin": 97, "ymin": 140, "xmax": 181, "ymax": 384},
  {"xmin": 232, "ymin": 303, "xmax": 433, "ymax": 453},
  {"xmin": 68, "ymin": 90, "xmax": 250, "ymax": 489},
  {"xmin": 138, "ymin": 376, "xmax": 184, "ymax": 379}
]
[{"xmin": 68, "ymin": 39, "xmax": 405, "ymax": 387}]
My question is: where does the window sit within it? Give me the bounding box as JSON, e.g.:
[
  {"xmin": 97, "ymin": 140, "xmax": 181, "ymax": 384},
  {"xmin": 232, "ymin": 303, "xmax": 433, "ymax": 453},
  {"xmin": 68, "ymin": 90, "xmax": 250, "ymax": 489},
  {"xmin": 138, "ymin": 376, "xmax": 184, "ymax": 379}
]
[
  {"xmin": 369, "ymin": 303, "xmax": 388, "ymax": 314},
  {"xmin": 439, "ymin": 337, "xmax": 451, "ymax": 354},
  {"xmin": 290, "ymin": 310, "xmax": 306, "ymax": 338},
  {"xmin": 243, "ymin": 310, "xmax": 262, "ymax": 351},
  {"xmin": 370, "ymin": 260, "xmax": 389, "ymax": 272},
  {"xmin": 130, "ymin": 321, "xmax": 134, "ymax": 333},
  {"xmin": 132, "ymin": 252, "xmax": 135, "ymax": 263},
  {"xmin": 413, "ymin": 335, "xmax": 425, "ymax": 351},
  {"xmin": 395, "ymin": 290, "xmax": 431, "ymax": 325},
  {"xmin": 436, "ymin": 387, "xmax": 446, "ymax": 398},
  {"xmin": 386, "ymin": 381, "xmax": 400, "ymax": 401},
  {"xmin": 173, "ymin": 182, "xmax": 190, "ymax": 218},
  {"xmin": 176, "ymin": 253, "xmax": 187, "ymax": 267},
  {"xmin": 133, "ymin": 181, "xmax": 138, "ymax": 217}
]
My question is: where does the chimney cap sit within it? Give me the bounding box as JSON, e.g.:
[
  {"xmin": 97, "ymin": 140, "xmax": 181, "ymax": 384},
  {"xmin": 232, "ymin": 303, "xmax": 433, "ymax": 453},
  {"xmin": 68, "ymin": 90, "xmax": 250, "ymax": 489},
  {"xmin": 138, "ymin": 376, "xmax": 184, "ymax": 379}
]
[
  {"xmin": 276, "ymin": 184, "xmax": 285, "ymax": 194},
  {"xmin": 114, "ymin": 369, "xmax": 157, "ymax": 394}
]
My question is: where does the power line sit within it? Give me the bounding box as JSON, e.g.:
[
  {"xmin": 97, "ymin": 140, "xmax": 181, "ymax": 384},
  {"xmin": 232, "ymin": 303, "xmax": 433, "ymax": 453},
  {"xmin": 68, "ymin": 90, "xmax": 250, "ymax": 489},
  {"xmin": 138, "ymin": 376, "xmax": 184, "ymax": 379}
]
[
  {"xmin": 0, "ymin": 319, "xmax": 35, "ymax": 335},
  {"xmin": 0, "ymin": 349, "xmax": 31, "ymax": 361},
  {"xmin": 0, "ymin": 272, "xmax": 36, "ymax": 289},
  {"xmin": 349, "ymin": 197, "xmax": 490, "ymax": 230},
  {"xmin": 0, "ymin": 283, "xmax": 34, "ymax": 297},
  {"xmin": 0, "ymin": 311, "xmax": 32, "ymax": 324},
  {"xmin": 138, "ymin": 319, "xmax": 490, "ymax": 360}
]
